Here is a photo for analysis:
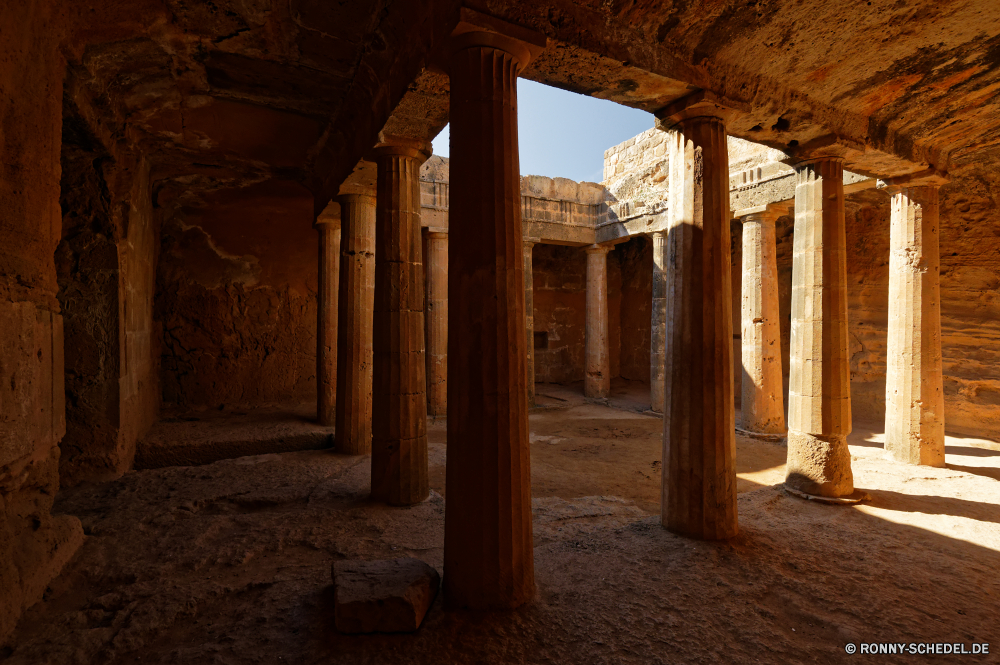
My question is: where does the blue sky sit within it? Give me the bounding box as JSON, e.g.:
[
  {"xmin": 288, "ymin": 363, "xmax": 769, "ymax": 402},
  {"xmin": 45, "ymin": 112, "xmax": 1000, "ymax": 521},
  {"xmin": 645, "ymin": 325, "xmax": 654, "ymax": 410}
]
[{"xmin": 431, "ymin": 79, "xmax": 652, "ymax": 184}]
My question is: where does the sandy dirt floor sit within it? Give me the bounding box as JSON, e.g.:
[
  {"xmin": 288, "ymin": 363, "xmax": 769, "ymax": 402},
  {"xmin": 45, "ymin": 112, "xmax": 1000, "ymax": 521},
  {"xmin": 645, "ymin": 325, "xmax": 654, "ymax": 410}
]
[{"xmin": 4, "ymin": 382, "xmax": 999, "ymax": 664}]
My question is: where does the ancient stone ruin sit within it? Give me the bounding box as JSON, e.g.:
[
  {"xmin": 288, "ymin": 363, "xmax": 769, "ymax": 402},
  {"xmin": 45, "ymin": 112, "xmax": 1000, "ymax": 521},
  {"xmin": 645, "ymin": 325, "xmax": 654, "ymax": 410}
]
[{"xmin": 2, "ymin": 1, "xmax": 999, "ymax": 662}]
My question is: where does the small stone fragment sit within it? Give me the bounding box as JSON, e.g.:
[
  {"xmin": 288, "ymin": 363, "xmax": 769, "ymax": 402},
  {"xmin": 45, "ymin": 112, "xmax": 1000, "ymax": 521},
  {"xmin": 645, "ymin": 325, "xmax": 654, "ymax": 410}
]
[{"xmin": 331, "ymin": 558, "xmax": 440, "ymax": 633}]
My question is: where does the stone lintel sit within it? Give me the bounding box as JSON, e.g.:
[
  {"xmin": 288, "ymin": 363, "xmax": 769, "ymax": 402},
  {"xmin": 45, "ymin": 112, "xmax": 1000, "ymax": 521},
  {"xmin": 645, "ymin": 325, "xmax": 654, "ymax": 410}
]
[
  {"xmin": 877, "ymin": 167, "xmax": 950, "ymax": 191},
  {"xmin": 653, "ymin": 89, "xmax": 747, "ymax": 129},
  {"xmin": 447, "ymin": 8, "xmax": 547, "ymax": 70},
  {"xmin": 373, "ymin": 134, "xmax": 432, "ymax": 162},
  {"xmin": 780, "ymin": 134, "xmax": 865, "ymax": 164}
]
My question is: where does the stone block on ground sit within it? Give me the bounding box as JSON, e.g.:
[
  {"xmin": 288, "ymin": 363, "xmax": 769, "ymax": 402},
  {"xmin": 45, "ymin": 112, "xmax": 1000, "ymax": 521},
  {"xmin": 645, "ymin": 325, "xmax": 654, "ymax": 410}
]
[{"xmin": 331, "ymin": 558, "xmax": 439, "ymax": 633}]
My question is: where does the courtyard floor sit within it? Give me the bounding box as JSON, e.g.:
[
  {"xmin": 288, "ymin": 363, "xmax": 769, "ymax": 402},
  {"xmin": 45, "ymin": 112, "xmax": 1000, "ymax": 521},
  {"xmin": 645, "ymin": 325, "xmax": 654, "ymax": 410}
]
[{"xmin": 4, "ymin": 383, "xmax": 999, "ymax": 664}]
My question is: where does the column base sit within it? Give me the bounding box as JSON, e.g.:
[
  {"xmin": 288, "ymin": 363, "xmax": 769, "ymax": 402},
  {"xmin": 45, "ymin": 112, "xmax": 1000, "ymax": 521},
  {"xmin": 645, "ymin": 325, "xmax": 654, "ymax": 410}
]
[
  {"xmin": 735, "ymin": 426, "xmax": 787, "ymax": 444},
  {"xmin": 785, "ymin": 431, "xmax": 854, "ymax": 498},
  {"xmin": 783, "ymin": 485, "xmax": 871, "ymax": 505}
]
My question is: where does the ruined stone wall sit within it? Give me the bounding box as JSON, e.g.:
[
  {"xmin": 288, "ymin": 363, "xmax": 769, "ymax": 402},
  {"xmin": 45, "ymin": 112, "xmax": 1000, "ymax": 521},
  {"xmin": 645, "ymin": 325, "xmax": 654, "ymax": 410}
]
[
  {"xmin": 156, "ymin": 180, "xmax": 318, "ymax": 410},
  {"xmin": 0, "ymin": 1, "xmax": 84, "ymax": 643},
  {"xmin": 603, "ymin": 127, "xmax": 668, "ymax": 223},
  {"xmin": 532, "ymin": 245, "xmax": 622, "ymax": 384}
]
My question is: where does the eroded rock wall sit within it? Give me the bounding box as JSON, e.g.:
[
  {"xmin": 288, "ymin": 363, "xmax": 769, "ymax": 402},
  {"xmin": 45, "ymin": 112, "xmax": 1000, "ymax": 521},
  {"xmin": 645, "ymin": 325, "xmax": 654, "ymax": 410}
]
[
  {"xmin": 0, "ymin": 1, "xmax": 84, "ymax": 643},
  {"xmin": 938, "ymin": 163, "xmax": 1000, "ymax": 439},
  {"xmin": 156, "ymin": 181, "xmax": 318, "ymax": 410},
  {"xmin": 56, "ymin": 111, "xmax": 160, "ymax": 485}
]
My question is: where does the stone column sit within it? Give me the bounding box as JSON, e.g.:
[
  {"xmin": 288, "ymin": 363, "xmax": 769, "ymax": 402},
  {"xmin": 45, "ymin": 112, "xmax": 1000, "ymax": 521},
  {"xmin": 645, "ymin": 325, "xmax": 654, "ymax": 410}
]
[
  {"xmin": 315, "ymin": 207, "xmax": 341, "ymax": 427},
  {"xmin": 336, "ymin": 189, "xmax": 377, "ymax": 455},
  {"xmin": 585, "ymin": 244, "xmax": 612, "ymax": 399},
  {"xmin": 524, "ymin": 238, "xmax": 538, "ymax": 406},
  {"xmin": 785, "ymin": 157, "xmax": 854, "ymax": 498},
  {"xmin": 738, "ymin": 207, "xmax": 786, "ymax": 436},
  {"xmin": 656, "ymin": 93, "xmax": 738, "ymax": 540},
  {"xmin": 425, "ymin": 231, "xmax": 448, "ymax": 418},
  {"xmin": 443, "ymin": 16, "xmax": 544, "ymax": 610},
  {"xmin": 650, "ymin": 230, "xmax": 668, "ymax": 413},
  {"xmin": 881, "ymin": 179, "xmax": 946, "ymax": 467},
  {"xmin": 371, "ymin": 137, "xmax": 431, "ymax": 505}
]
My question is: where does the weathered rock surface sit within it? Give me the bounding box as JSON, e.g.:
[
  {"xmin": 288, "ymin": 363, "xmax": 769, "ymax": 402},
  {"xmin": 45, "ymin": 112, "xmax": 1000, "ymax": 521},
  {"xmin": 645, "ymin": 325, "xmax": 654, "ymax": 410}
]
[{"xmin": 332, "ymin": 558, "xmax": 440, "ymax": 634}]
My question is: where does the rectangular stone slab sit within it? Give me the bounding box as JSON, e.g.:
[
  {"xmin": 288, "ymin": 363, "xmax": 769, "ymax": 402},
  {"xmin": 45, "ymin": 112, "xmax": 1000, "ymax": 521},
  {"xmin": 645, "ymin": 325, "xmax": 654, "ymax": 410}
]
[{"xmin": 332, "ymin": 558, "xmax": 440, "ymax": 633}]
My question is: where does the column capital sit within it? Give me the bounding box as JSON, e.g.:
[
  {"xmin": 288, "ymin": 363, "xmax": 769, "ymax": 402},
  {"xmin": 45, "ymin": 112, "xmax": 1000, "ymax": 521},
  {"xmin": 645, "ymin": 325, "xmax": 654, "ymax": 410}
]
[
  {"xmin": 654, "ymin": 89, "xmax": 747, "ymax": 130},
  {"xmin": 446, "ymin": 8, "xmax": 546, "ymax": 72},
  {"xmin": 584, "ymin": 243, "xmax": 612, "ymax": 255},
  {"xmin": 736, "ymin": 204, "xmax": 783, "ymax": 224},
  {"xmin": 372, "ymin": 134, "xmax": 432, "ymax": 164},
  {"xmin": 425, "ymin": 230, "xmax": 448, "ymax": 241},
  {"xmin": 523, "ymin": 236, "xmax": 540, "ymax": 248},
  {"xmin": 647, "ymin": 230, "xmax": 668, "ymax": 240},
  {"xmin": 338, "ymin": 159, "xmax": 377, "ymax": 197},
  {"xmin": 877, "ymin": 167, "xmax": 949, "ymax": 193},
  {"xmin": 314, "ymin": 201, "xmax": 341, "ymax": 230}
]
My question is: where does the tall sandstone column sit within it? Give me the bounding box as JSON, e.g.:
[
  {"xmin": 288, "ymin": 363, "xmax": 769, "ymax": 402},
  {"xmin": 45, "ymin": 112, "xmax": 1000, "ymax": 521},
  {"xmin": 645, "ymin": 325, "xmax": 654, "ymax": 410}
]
[
  {"xmin": 739, "ymin": 208, "xmax": 786, "ymax": 436},
  {"xmin": 657, "ymin": 95, "xmax": 738, "ymax": 540},
  {"xmin": 881, "ymin": 178, "xmax": 946, "ymax": 466},
  {"xmin": 443, "ymin": 15, "xmax": 544, "ymax": 610},
  {"xmin": 785, "ymin": 157, "xmax": 854, "ymax": 497},
  {"xmin": 425, "ymin": 231, "xmax": 448, "ymax": 418},
  {"xmin": 315, "ymin": 207, "xmax": 341, "ymax": 427},
  {"xmin": 336, "ymin": 188, "xmax": 377, "ymax": 455},
  {"xmin": 524, "ymin": 238, "xmax": 538, "ymax": 406},
  {"xmin": 585, "ymin": 244, "xmax": 611, "ymax": 399},
  {"xmin": 371, "ymin": 138, "xmax": 431, "ymax": 505},
  {"xmin": 650, "ymin": 230, "xmax": 668, "ymax": 413}
]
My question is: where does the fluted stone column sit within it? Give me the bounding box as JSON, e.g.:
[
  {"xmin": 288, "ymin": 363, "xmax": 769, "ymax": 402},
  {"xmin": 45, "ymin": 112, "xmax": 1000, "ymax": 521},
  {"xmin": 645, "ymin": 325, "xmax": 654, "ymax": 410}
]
[
  {"xmin": 315, "ymin": 207, "xmax": 341, "ymax": 427},
  {"xmin": 585, "ymin": 244, "xmax": 611, "ymax": 399},
  {"xmin": 658, "ymin": 96, "xmax": 738, "ymax": 540},
  {"xmin": 524, "ymin": 238, "xmax": 538, "ymax": 406},
  {"xmin": 785, "ymin": 157, "xmax": 854, "ymax": 498},
  {"xmin": 443, "ymin": 19, "xmax": 543, "ymax": 610},
  {"xmin": 650, "ymin": 230, "xmax": 668, "ymax": 413},
  {"xmin": 336, "ymin": 190, "xmax": 377, "ymax": 455},
  {"xmin": 739, "ymin": 208, "xmax": 786, "ymax": 436},
  {"xmin": 371, "ymin": 138, "xmax": 431, "ymax": 505},
  {"xmin": 882, "ymin": 182, "xmax": 946, "ymax": 467},
  {"xmin": 425, "ymin": 231, "xmax": 448, "ymax": 418}
]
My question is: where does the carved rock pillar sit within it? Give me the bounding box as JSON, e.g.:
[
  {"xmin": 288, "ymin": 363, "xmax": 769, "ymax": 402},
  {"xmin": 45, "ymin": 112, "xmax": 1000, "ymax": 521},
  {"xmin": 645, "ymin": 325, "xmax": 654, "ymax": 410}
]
[
  {"xmin": 738, "ymin": 207, "xmax": 786, "ymax": 436},
  {"xmin": 371, "ymin": 137, "xmax": 431, "ymax": 505},
  {"xmin": 785, "ymin": 158, "xmax": 854, "ymax": 497},
  {"xmin": 657, "ymin": 94, "xmax": 738, "ymax": 540},
  {"xmin": 424, "ymin": 231, "xmax": 448, "ymax": 418},
  {"xmin": 442, "ymin": 14, "xmax": 545, "ymax": 610},
  {"xmin": 881, "ymin": 177, "xmax": 946, "ymax": 467},
  {"xmin": 315, "ymin": 205, "xmax": 341, "ymax": 427},
  {"xmin": 336, "ymin": 189, "xmax": 377, "ymax": 455},
  {"xmin": 650, "ymin": 230, "xmax": 668, "ymax": 413},
  {"xmin": 524, "ymin": 238, "xmax": 538, "ymax": 406},
  {"xmin": 584, "ymin": 244, "xmax": 612, "ymax": 399}
]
